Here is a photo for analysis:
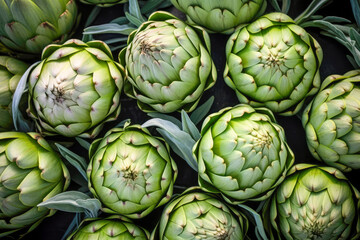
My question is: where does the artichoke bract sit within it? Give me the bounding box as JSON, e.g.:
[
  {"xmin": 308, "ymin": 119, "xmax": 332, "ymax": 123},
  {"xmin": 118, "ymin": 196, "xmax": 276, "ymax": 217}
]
[
  {"xmin": 0, "ymin": 56, "xmax": 28, "ymax": 131},
  {"xmin": 27, "ymin": 39, "xmax": 124, "ymax": 138},
  {"xmin": 193, "ymin": 104, "xmax": 294, "ymax": 204},
  {"xmin": 264, "ymin": 164, "xmax": 360, "ymax": 240},
  {"xmin": 171, "ymin": 0, "xmax": 267, "ymax": 34},
  {"xmin": 150, "ymin": 188, "xmax": 248, "ymax": 240},
  {"xmin": 67, "ymin": 215, "xmax": 150, "ymax": 240},
  {"xmin": 224, "ymin": 12, "xmax": 323, "ymax": 116},
  {"xmin": 0, "ymin": 132, "xmax": 70, "ymax": 237},
  {"xmin": 302, "ymin": 70, "xmax": 360, "ymax": 172},
  {"xmin": 87, "ymin": 123, "xmax": 177, "ymax": 219},
  {"xmin": 0, "ymin": 0, "xmax": 78, "ymax": 56},
  {"xmin": 79, "ymin": 0, "xmax": 127, "ymax": 7},
  {"xmin": 119, "ymin": 11, "xmax": 217, "ymax": 113}
]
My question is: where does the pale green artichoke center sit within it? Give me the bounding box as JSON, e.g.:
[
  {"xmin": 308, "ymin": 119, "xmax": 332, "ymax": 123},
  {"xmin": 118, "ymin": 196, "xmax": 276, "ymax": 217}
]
[
  {"xmin": 250, "ymin": 127, "xmax": 273, "ymax": 149},
  {"xmin": 263, "ymin": 49, "xmax": 283, "ymax": 68},
  {"xmin": 121, "ymin": 164, "xmax": 138, "ymax": 182},
  {"xmin": 306, "ymin": 221, "xmax": 325, "ymax": 239},
  {"xmin": 46, "ymin": 77, "xmax": 73, "ymax": 106}
]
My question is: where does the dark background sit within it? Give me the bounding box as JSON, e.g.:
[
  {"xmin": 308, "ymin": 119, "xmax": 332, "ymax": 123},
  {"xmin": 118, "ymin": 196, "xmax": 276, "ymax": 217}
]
[{"xmin": 22, "ymin": 0, "xmax": 359, "ymax": 239}]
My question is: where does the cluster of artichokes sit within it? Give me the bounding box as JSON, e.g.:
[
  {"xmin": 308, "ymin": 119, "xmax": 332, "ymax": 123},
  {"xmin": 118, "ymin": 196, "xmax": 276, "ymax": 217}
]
[{"xmin": 0, "ymin": 0, "xmax": 359, "ymax": 239}]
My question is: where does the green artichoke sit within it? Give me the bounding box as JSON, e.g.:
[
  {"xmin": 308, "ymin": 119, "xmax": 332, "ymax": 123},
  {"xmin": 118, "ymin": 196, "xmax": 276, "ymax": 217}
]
[
  {"xmin": 224, "ymin": 12, "xmax": 323, "ymax": 116},
  {"xmin": 0, "ymin": 132, "xmax": 70, "ymax": 237},
  {"xmin": 67, "ymin": 215, "xmax": 149, "ymax": 240},
  {"xmin": 193, "ymin": 104, "xmax": 294, "ymax": 204},
  {"xmin": 171, "ymin": 0, "xmax": 267, "ymax": 34},
  {"xmin": 150, "ymin": 187, "xmax": 248, "ymax": 240},
  {"xmin": 0, "ymin": 0, "xmax": 78, "ymax": 56},
  {"xmin": 264, "ymin": 164, "xmax": 360, "ymax": 240},
  {"xmin": 79, "ymin": 0, "xmax": 127, "ymax": 7},
  {"xmin": 87, "ymin": 123, "xmax": 177, "ymax": 219},
  {"xmin": 302, "ymin": 70, "xmax": 360, "ymax": 172},
  {"xmin": 0, "ymin": 56, "xmax": 28, "ymax": 131},
  {"xmin": 119, "ymin": 11, "xmax": 216, "ymax": 113},
  {"xmin": 27, "ymin": 39, "xmax": 124, "ymax": 138}
]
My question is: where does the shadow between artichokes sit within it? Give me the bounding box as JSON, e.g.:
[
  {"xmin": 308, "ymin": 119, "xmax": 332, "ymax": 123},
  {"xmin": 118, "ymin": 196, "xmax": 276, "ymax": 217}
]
[
  {"xmin": 0, "ymin": 132, "xmax": 70, "ymax": 237},
  {"xmin": 67, "ymin": 215, "xmax": 150, "ymax": 239},
  {"xmin": 193, "ymin": 104, "xmax": 295, "ymax": 204},
  {"xmin": 224, "ymin": 12, "xmax": 323, "ymax": 116},
  {"xmin": 26, "ymin": 39, "xmax": 124, "ymax": 138},
  {"xmin": 119, "ymin": 11, "xmax": 217, "ymax": 113},
  {"xmin": 87, "ymin": 123, "xmax": 177, "ymax": 219},
  {"xmin": 302, "ymin": 69, "xmax": 360, "ymax": 172},
  {"xmin": 262, "ymin": 164, "xmax": 360, "ymax": 240},
  {"xmin": 150, "ymin": 187, "xmax": 249, "ymax": 240}
]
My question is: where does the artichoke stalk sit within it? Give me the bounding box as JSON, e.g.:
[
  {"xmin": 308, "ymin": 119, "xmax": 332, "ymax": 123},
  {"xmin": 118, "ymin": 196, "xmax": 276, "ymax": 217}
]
[
  {"xmin": 27, "ymin": 39, "xmax": 124, "ymax": 138},
  {"xmin": 0, "ymin": 0, "xmax": 78, "ymax": 56},
  {"xmin": 119, "ymin": 11, "xmax": 217, "ymax": 113},
  {"xmin": 67, "ymin": 215, "xmax": 150, "ymax": 239},
  {"xmin": 302, "ymin": 69, "xmax": 360, "ymax": 172},
  {"xmin": 87, "ymin": 123, "xmax": 177, "ymax": 219},
  {"xmin": 0, "ymin": 56, "xmax": 28, "ymax": 131},
  {"xmin": 263, "ymin": 164, "xmax": 360, "ymax": 240},
  {"xmin": 224, "ymin": 12, "xmax": 323, "ymax": 116},
  {"xmin": 0, "ymin": 132, "xmax": 70, "ymax": 237},
  {"xmin": 171, "ymin": 0, "xmax": 267, "ymax": 34},
  {"xmin": 193, "ymin": 104, "xmax": 294, "ymax": 204},
  {"xmin": 151, "ymin": 187, "xmax": 248, "ymax": 240}
]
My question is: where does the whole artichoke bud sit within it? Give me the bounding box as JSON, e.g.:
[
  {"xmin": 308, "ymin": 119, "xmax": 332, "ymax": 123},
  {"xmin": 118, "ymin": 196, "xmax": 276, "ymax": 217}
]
[
  {"xmin": 27, "ymin": 39, "xmax": 124, "ymax": 138},
  {"xmin": 0, "ymin": 56, "xmax": 28, "ymax": 131},
  {"xmin": 171, "ymin": 0, "xmax": 267, "ymax": 34},
  {"xmin": 302, "ymin": 70, "xmax": 360, "ymax": 172},
  {"xmin": 0, "ymin": 132, "xmax": 70, "ymax": 237},
  {"xmin": 264, "ymin": 164, "xmax": 360, "ymax": 240},
  {"xmin": 0, "ymin": 0, "xmax": 78, "ymax": 56},
  {"xmin": 87, "ymin": 123, "xmax": 178, "ymax": 219},
  {"xmin": 224, "ymin": 12, "xmax": 323, "ymax": 116},
  {"xmin": 150, "ymin": 187, "xmax": 248, "ymax": 240},
  {"xmin": 79, "ymin": 0, "xmax": 127, "ymax": 7},
  {"xmin": 67, "ymin": 215, "xmax": 150, "ymax": 240},
  {"xmin": 119, "ymin": 11, "xmax": 217, "ymax": 113},
  {"xmin": 193, "ymin": 104, "xmax": 294, "ymax": 204}
]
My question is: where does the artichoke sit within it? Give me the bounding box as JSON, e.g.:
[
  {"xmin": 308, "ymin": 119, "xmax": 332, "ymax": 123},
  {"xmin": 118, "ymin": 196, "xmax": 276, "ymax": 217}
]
[
  {"xmin": 67, "ymin": 215, "xmax": 150, "ymax": 239},
  {"xmin": 171, "ymin": 0, "xmax": 267, "ymax": 34},
  {"xmin": 0, "ymin": 56, "xmax": 28, "ymax": 131},
  {"xmin": 87, "ymin": 123, "xmax": 177, "ymax": 219},
  {"xmin": 0, "ymin": 0, "xmax": 78, "ymax": 56},
  {"xmin": 79, "ymin": 0, "xmax": 127, "ymax": 7},
  {"xmin": 0, "ymin": 132, "xmax": 70, "ymax": 237},
  {"xmin": 119, "ymin": 11, "xmax": 216, "ymax": 113},
  {"xmin": 27, "ymin": 39, "xmax": 124, "ymax": 138},
  {"xmin": 224, "ymin": 12, "xmax": 323, "ymax": 116},
  {"xmin": 302, "ymin": 70, "xmax": 360, "ymax": 172},
  {"xmin": 193, "ymin": 104, "xmax": 294, "ymax": 204},
  {"xmin": 264, "ymin": 164, "xmax": 360, "ymax": 240},
  {"xmin": 150, "ymin": 187, "xmax": 248, "ymax": 240}
]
